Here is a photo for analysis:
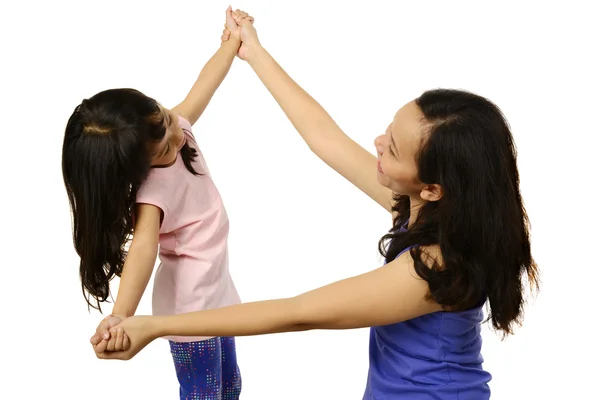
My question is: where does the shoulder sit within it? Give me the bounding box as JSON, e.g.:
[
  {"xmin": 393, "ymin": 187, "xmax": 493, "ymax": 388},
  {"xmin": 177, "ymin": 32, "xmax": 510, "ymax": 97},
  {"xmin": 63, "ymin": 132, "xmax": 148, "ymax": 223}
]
[
  {"xmin": 412, "ymin": 244, "xmax": 443, "ymax": 268},
  {"xmin": 379, "ymin": 248, "xmax": 443, "ymax": 316},
  {"xmin": 136, "ymin": 171, "xmax": 177, "ymax": 214},
  {"xmin": 170, "ymin": 109, "xmax": 194, "ymax": 136},
  {"xmin": 176, "ymin": 113, "xmax": 193, "ymax": 132},
  {"xmin": 173, "ymin": 111, "xmax": 201, "ymax": 148},
  {"xmin": 392, "ymin": 244, "xmax": 443, "ymax": 276}
]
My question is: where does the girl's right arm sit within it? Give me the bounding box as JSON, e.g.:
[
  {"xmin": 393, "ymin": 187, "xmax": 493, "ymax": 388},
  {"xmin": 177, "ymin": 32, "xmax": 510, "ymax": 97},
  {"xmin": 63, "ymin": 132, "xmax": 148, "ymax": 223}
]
[
  {"xmin": 239, "ymin": 20, "xmax": 394, "ymax": 213},
  {"xmin": 93, "ymin": 247, "xmax": 442, "ymax": 358},
  {"xmin": 111, "ymin": 204, "xmax": 161, "ymax": 317},
  {"xmin": 92, "ymin": 203, "xmax": 160, "ymax": 342}
]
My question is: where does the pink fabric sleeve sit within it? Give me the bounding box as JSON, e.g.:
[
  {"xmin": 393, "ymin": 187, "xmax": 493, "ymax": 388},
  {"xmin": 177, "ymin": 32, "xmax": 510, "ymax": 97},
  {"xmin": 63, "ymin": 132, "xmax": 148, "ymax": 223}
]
[{"xmin": 136, "ymin": 179, "xmax": 169, "ymax": 218}]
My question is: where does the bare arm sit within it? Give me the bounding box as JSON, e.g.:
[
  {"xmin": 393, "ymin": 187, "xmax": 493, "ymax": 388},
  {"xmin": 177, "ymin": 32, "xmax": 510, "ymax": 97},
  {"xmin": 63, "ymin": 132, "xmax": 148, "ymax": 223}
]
[
  {"xmin": 94, "ymin": 249, "xmax": 442, "ymax": 358},
  {"xmin": 158, "ymin": 250, "xmax": 440, "ymax": 337},
  {"xmin": 245, "ymin": 45, "xmax": 394, "ymax": 212},
  {"xmin": 172, "ymin": 39, "xmax": 240, "ymax": 126},
  {"xmin": 111, "ymin": 204, "xmax": 161, "ymax": 317}
]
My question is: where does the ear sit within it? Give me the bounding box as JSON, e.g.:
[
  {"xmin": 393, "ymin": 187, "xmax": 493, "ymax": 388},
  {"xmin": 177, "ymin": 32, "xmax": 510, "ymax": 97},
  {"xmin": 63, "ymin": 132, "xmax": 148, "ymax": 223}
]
[{"xmin": 419, "ymin": 184, "xmax": 444, "ymax": 202}]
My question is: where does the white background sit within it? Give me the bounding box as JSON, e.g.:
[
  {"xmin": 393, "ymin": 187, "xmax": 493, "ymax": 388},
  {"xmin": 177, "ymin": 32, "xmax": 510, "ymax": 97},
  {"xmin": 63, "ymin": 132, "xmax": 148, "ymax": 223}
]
[{"xmin": 1, "ymin": 0, "xmax": 598, "ymax": 399}]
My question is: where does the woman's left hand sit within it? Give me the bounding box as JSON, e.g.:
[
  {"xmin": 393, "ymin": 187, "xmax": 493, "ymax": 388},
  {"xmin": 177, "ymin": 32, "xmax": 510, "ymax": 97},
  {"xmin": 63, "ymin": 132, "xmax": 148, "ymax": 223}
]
[
  {"xmin": 93, "ymin": 316, "xmax": 160, "ymax": 360},
  {"xmin": 221, "ymin": 7, "xmax": 255, "ymax": 59},
  {"xmin": 223, "ymin": 6, "xmax": 253, "ymax": 42}
]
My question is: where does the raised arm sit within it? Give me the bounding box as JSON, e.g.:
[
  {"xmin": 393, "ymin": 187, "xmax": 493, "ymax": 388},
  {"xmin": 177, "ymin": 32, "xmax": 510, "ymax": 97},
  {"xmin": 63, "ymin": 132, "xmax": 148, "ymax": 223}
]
[
  {"xmin": 172, "ymin": 7, "xmax": 246, "ymax": 125},
  {"xmin": 231, "ymin": 15, "xmax": 394, "ymax": 212},
  {"xmin": 93, "ymin": 249, "xmax": 442, "ymax": 359}
]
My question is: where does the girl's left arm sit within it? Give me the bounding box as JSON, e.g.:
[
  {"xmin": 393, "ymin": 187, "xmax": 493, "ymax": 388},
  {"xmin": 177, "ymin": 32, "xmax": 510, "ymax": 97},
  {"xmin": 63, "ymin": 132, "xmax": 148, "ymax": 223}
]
[{"xmin": 172, "ymin": 39, "xmax": 240, "ymax": 126}]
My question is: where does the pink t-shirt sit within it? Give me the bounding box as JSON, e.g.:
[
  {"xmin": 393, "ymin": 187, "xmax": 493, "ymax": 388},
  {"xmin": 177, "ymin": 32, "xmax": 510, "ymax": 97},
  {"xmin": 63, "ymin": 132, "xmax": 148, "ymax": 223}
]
[{"xmin": 136, "ymin": 116, "xmax": 241, "ymax": 342}]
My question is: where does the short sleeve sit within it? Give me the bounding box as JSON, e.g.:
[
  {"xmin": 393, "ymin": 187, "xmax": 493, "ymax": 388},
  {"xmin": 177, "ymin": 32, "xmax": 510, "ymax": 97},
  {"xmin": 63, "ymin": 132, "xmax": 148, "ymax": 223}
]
[{"xmin": 136, "ymin": 175, "xmax": 169, "ymax": 218}]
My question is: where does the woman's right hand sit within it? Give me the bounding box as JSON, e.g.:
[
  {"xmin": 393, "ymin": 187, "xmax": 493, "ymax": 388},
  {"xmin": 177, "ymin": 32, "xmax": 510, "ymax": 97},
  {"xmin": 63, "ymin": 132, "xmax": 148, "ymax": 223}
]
[{"xmin": 93, "ymin": 316, "xmax": 160, "ymax": 360}]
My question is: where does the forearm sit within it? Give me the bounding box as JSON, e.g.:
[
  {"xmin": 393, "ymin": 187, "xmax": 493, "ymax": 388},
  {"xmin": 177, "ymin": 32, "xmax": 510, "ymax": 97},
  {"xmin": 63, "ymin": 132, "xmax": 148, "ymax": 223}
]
[
  {"xmin": 179, "ymin": 40, "xmax": 240, "ymax": 124},
  {"xmin": 112, "ymin": 243, "xmax": 157, "ymax": 317},
  {"xmin": 155, "ymin": 297, "xmax": 311, "ymax": 338},
  {"xmin": 153, "ymin": 272, "xmax": 386, "ymax": 338},
  {"xmin": 246, "ymin": 46, "xmax": 346, "ymax": 152}
]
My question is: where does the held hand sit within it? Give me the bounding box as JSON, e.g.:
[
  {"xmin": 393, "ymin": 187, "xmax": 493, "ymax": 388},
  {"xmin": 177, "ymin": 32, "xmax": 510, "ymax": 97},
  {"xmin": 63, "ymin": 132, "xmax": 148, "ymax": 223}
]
[
  {"xmin": 90, "ymin": 314, "xmax": 125, "ymax": 345},
  {"xmin": 221, "ymin": 8, "xmax": 259, "ymax": 60},
  {"xmin": 93, "ymin": 316, "xmax": 160, "ymax": 360},
  {"xmin": 223, "ymin": 6, "xmax": 244, "ymax": 42}
]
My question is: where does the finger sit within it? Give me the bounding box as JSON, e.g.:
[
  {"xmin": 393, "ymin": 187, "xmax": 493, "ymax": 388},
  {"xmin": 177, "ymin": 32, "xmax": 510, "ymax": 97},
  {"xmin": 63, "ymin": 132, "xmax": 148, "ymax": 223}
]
[
  {"xmin": 106, "ymin": 329, "xmax": 118, "ymax": 352},
  {"xmin": 90, "ymin": 333, "xmax": 101, "ymax": 345},
  {"xmin": 245, "ymin": 16, "xmax": 255, "ymax": 24},
  {"xmin": 226, "ymin": 5, "xmax": 232, "ymax": 14},
  {"xmin": 123, "ymin": 333, "xmax": 130, "ymax": 351},
  {"xmin": 233, "ymin": 9, "xmax": 242, "ymax": 22},
  {"xmin": 115, "ymin": 328, "xmax": 125, "ymax": 351},
  {"xmin": 225, "ymin": 7, "xmax": 236, "ymax": 27},
  {"xmin": 96, "ymin": 321, "xmax": 111, "ymax": 340},
  {"xmin": 95, "ymin": 338, "xmax": 108, "ymax": 353},
  {"xmin": 108, "ymin": 336, "xmax": 119, "ymax": 352}
]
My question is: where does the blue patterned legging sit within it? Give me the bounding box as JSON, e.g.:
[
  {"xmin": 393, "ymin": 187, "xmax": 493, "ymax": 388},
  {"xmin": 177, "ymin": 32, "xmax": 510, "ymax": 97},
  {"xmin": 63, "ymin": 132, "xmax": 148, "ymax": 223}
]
[{"xmin": 169, "ymin": 337, "xmax": 242, "ymax": 400}]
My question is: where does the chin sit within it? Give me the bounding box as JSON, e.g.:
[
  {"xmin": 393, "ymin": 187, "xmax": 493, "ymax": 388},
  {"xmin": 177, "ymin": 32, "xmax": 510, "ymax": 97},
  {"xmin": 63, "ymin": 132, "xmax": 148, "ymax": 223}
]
[{"xmin": 377, "ymin": 173, "xmax": 393, "ymax": 190}]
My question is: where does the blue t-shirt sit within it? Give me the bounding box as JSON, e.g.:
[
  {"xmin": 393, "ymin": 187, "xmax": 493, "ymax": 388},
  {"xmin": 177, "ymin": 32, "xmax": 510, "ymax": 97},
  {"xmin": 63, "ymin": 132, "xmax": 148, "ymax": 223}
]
[{"xmin": 363, "ymin": 247, "xmax": 491, "ymax": 399}]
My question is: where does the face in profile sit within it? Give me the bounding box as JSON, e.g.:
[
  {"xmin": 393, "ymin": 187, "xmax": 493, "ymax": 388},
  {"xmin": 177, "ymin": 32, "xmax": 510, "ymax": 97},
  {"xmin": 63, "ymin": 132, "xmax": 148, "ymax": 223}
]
[
  {"xmin": 374, "ymin": 100, "xmax": 443, "ymax": 203},
  {"xmin": 150, "ymin": 107, "xmax": 185, "ymax": 167}
]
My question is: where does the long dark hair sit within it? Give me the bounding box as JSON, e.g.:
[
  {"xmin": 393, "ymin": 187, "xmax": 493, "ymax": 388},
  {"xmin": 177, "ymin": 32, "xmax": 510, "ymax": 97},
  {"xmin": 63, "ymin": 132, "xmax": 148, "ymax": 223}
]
[
  {"xmin": 379, "ymin": 89, "xmax": 539, "ymax": 336},
  {"xmin": 62, "ymin": 88, "xmax": 200, "ymax": 311}
]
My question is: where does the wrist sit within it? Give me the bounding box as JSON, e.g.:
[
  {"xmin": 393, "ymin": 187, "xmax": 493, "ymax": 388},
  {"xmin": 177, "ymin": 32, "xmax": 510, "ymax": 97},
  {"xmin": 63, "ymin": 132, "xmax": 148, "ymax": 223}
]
[
  {"xmin": 245, "ymin": 42, "xmax": 266, "ymax": 64},
  {"xmin": 221, "ymin": 37, "xmax": 241, "ymax": 52},
  {"xmin": 153, "ymin": 316, "xmax": 171, "ymax": 338},
  {"xmin": 111, "ymin": 307, "xmax": 134, "ymax": 318}
]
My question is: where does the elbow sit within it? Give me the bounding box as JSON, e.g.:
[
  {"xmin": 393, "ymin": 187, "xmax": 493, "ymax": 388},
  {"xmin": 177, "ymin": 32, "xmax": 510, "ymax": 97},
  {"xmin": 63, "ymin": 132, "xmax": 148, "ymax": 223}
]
[
  {"xmin": 289, "ymin": 296, "xmax": 343, "ymax": 331},
  {"xmin": 277, "ymin": 297, "xmax": 317, "ymax": 332},
  {"xmin": 127, "ymin": 241, "xmax": 158, "ymax": 265},
  {"xmin": 289, "ymin": 296, "xmax": 373, "ymax": 331},
  {"xmin": 130, "ymin": 240, "xmax": 157, "ymax": 255}
]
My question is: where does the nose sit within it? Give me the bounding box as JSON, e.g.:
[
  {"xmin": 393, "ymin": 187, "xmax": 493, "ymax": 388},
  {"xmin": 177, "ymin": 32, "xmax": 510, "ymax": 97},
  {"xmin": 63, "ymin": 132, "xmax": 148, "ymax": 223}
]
[{"xmin": 374, "ymin": 135, "xmax": 384, "ymax": 155}]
